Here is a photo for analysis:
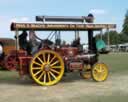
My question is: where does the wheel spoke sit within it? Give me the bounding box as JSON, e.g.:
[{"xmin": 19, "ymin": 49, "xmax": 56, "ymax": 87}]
[
  {"xmin": 32, "ymin": 67, "xmax": 42, "ymax": 70},
  {"xmin": 49, "ymin": 55, "xmax": 56, "ymax": 64},
  {"xmin": 37, "ymin": 71, "xmax": 45, "ymax": 80},
  {"xmin": 51, "ymin": 66, "xmax": 62, "ymax": 69},
  {"xmin": 33, "ymin": 61, "xmax": 42, "ymax": 66},
  {"xmin": 94, "ymin": 68, "xmax": 99, "ymax": 72},
  {"xmin": 43, "ymin": 72, "xmax": 46, "ymax": 83},
  {"xmin": 47, "ymin": 72, "xmax": 51, "ymax": 82},
  {"xmin": 95, "ymin": 66, "xmax": 100, "ymax": 72},
  {"xmin": 34, "ymin": 70, "xmax": 42, "ymax": 77},
  {"xmin": 102, "ymin": 69, "xmax": 106, "ymax": 73},
  {"xmin": 50, "ymin": 69, "xmax": 60, "ymax": 74},
  {"xmin": 47, "ymin": 54, "xmax": 50, "ymax": 64},
  {"xmin": 43, "ymin": 53, "xmax": 46, "ymax": 63},
  {"xmin": 100, "ymin": 64, "xmax": 102, "ymax": 72},
  {"xmin": 49, "ymin": 71, "xmax": 57, "ymax": 79},
  {"xmin": 37, "ymin": 57, "xmax": 44, "ymax": 64},
  {"xmin": 51, "ymin": 60, "xmax": 59, "ymax": 67}
]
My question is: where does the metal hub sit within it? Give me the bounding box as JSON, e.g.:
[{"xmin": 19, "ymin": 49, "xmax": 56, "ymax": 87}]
[{"xmin": 44, "ymin": 64, "xmax": 50, "ymax": 72}]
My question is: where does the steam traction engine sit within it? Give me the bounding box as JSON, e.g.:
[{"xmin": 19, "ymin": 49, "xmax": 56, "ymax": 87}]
[{"xmin": 9, "ymin": 15, "xmax": 116, "ymax": 86}]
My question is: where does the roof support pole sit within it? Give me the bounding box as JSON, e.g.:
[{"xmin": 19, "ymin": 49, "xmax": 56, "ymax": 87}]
[
  {"xmin": 88, "ymin": 30, "xmax": 93, "ymax": 52},
  {"xmin": 100, "ymin": 29, "xmax": 103, "ymax": 40},
  {"xmin": 107, "ymin": 28, "xmax": 110, "ymax": 49},
  {"xmin": 75, "ymin": 31, "xmax": 79, "ymax": 40},
  {"xmin": 15, "ymin": 30, "xmax": 19, "ymax": 50}
]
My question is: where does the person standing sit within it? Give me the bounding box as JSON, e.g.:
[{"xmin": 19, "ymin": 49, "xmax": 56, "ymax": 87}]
[
  {"xmin": 29, "ymin": 30, "xmax": 39, "ymax": 54},
  {"xmin": 19, "ymin": 30, "xmax": 28, "ymax": 50}
]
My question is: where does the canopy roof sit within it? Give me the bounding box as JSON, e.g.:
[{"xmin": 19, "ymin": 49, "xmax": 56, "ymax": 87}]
[
  {"xmin": 36, "ymin": 16, "xmax": 94, "ymax": 23},
  {"xmin": 11, "ymin": 23, "xmax": 116, "ymax": 31}
]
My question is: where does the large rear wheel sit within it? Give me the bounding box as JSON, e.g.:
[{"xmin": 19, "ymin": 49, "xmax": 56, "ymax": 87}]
[
  {"xmin": 92, "ymin": 63, "xmax": 108, "ymax": 82},
  {"xmin": 30, "ymin": 50, "xmax": 64, "ymax": 86}
]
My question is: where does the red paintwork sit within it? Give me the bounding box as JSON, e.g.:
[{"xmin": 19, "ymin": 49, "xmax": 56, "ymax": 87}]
[
  {"xmin": 2, "ymin": 45, "xmax": 96, "ymax": 76},
  {"xmin": 18, "ymin": 56, "xmax": 32, "ymax": 76},
  {"xmin": 60, "ymin": 47, "xmax": 78, "ymax": 57},
  {"xmin": 4, "ymin": 50, "xmax": 27, "ymax": 71}
]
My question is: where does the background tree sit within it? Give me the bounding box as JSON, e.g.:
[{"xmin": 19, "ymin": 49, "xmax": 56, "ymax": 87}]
[
  {"xmin": 122, "ymin": 10, "xmax": 128, "ymax": 36},
  {"xmin": 95, "ymin": 10, "xmax": 128, "ymax": 45},
  {"xmin": 95, "ymin": 31, "xmax": 119, "ymax": 45},
  {"xmin": 119, "ymin": 33, "xmax": 128, "ymax": 43}
]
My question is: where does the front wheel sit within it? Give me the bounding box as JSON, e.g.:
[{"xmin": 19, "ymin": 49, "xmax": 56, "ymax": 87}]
[
  {"xmin": 92, "ymin": 63, "xmax": 109, "ymax": 82},
  {"xmin": 30, "ymin": 50, "xmax": 64, "ymax": 86}
]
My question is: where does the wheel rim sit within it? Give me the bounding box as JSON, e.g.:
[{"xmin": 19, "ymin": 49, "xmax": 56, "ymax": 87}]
[
  {"xmin": 92, "ymin": 63, "xmax": 108, "ymax": 81},
  {"xmin": 30, "ymin": 50, "xmax": 64, "ymax": 86}
]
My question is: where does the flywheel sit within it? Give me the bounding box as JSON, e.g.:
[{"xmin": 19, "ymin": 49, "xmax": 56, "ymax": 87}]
[{"xmin": 80, "ymin": 64, "xmax": 92, "ymax": 79}]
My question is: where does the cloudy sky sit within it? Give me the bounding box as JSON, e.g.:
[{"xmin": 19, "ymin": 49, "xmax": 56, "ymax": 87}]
[{"xmin": 0, "ymin": 0, "xmax": 127, "ymax": 41}]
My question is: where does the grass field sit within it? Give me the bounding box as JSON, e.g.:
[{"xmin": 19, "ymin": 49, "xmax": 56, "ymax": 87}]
[
  {"xmin": 0, "ymin": 53, "xmax": 128, "ymax": 102},
  {"xmin": 100, "ymin": 53, "xmax": 128, "ymax": 75}
]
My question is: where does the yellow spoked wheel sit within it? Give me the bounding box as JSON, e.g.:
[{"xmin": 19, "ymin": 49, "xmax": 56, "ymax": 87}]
[
  {"xmin": 80, "ymin": 64, "xmax": 92, "ymax": 79},
  {"xmin": 92, "ymin": 63, "xmax": 109, "ymax": 82},
  {"xmin": 30, "ymin": 50, "xmax": 64, "ymax": 86}
]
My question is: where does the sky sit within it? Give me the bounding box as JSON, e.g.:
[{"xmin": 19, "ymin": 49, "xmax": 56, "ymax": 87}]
[{"xmin": 0, "ymin": 0, "xmax": 127, "ymax": 43}]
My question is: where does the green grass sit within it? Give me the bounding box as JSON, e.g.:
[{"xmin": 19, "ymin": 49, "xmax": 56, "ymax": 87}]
[
  {"xmin": 0, "ymin": 71, "xmax": 19, "ymax": 81},
  {"xmin": 68, "ymin": 94, "xmax": 128, "ymax": 102},
  {"xmin": 99, "ymin": 53, "xmax": 128, "ymax": 75}
]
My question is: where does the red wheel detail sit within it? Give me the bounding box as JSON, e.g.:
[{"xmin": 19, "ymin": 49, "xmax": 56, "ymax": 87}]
[{"xmin": 4, "ymin": 54, "xmax": 18, "ymax": 71}]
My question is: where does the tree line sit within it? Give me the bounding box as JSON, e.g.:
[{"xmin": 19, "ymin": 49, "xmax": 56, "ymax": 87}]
[{"xmin": 95, "ymin": 10, "xmax": 128, "ymax": 45}]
